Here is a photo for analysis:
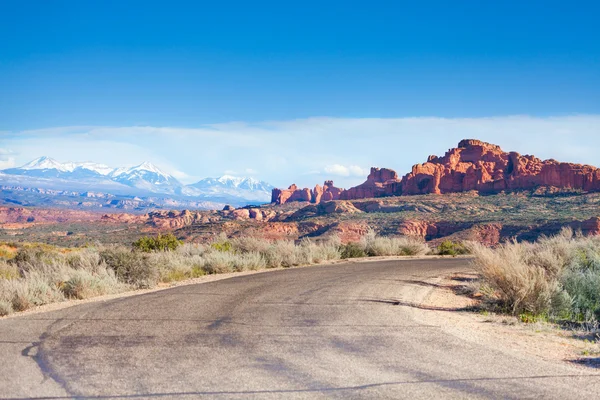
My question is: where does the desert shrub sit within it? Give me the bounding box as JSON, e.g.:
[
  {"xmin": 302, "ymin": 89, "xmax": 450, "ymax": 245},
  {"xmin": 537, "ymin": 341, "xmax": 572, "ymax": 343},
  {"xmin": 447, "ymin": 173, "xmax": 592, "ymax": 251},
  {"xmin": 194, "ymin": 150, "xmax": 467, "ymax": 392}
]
[
  {"xmin": 0, "ymin": 259, "xmax": 19, "ymax": 280},
  {"xmin": 469, "ymin": 241, "xmax": 557, "ymax": 315},
  {"xmin": 0, "ymin": 300, "xmax": 13, "ymax": 316},
  {"xmin": 191, "ymin": 265, "xmax": 206, "ymax": 278},
  {"xmin": 21, "ymin": 273, "xmax": 65, "ymax": 306},
  {"xmin": 234, "ymin": 252, "xmax": 266, "ymax": 271},
  {"xmin": 266, "ymin": 240, "xmax": 299, "ymax": 267},
  {"xmin": 470, "ymin": 229, "xmax": 600, "ymax": 322},
  {"xmin": 561, "ymin": 266, "xmax": 600, "ymax": 322},
  {"xmin": 304, "ymin": 238, "xmax": 341, "ymax": 263},
  {"xmin": 437, "ymin": 240, "xmax": 470, "ymax": 256},
  {"xmin": 340, "ymin": 242, "xmax": 367, "ymax": 259},
  {"xmin": 133, "ymin": 233, "xmax": 183, "ymax": 252},
  {"xmin": 61, "ymin": 268, "xmax": 123, "ymax": 300},
  {"xmin": 361, "ymin": 230, "xmax": 429, "ymax": 257},
  {"xmin": 0, "ymin": 275, "xmax": 64, "ymax": 312},
  {"xmin": 8, "ymin": 281, "xmax": 31, "ymax": 312},
  {"xmin": 149, "ymin": 251, "xmax": 206, "ymax": 283},
  {"xmin": 231, "ymin": 237, "xmax": 271, "ymax": 254},
  {"xmin": 176, "ymin": 243, "xmax": 208, "ymax": 257},
  {"xmin": 201, "ymin": 251, "xmax": 236, "ymax": 274},
  {"xmin": 66, "ymin": 248, "xmax": 103, "ymax": 272},
  {"xmin": 11, "ymin": 247, "xmax": 63, "ymax": 274},
  {"xmin": 202, "ymin": 251, "xmax": 266, "ymax": 274},
  {"xmin": 100, "ymin": 247, "xmax": 158, "ymax": 288},
  {"xmin": 397, "ymin": 237, "xmax": 431, "ymax": 256},
  {"xmin": 211, "ymin": 241, "xmax": 233, "ymax": 252}
]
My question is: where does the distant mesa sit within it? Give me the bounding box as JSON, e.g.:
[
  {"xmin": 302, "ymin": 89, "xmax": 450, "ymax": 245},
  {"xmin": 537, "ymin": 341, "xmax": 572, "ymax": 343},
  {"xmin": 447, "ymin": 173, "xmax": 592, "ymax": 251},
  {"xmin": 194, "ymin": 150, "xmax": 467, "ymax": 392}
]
[{"xmin": 272, "ymin": 139, "xmax": 600, "ymax": 204}]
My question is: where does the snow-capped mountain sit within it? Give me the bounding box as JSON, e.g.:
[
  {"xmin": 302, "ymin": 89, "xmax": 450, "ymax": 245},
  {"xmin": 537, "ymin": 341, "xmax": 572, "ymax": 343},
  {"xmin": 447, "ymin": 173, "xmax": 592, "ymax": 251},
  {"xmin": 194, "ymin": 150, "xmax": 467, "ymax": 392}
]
[
  {"xmin": 3, "ymin": 158, "xmax": 181, "ymax": 194},
  {"xmin": 109, "ymin": 162, "xmax": 181, "ymax": 194},
  {"xmin": 5, "ymin": 156, "xmax": 114, "ymax": 179},
  {"xmin": 190, "ymin": 175, "xmax": 273, "ymax": 191},
  {"xmin": 184, "ymin": 175, "xmax": 274, "ymax": 202},
  {"xmin": 1, "ymin": 157, "xmax": 274, "ymax": 206}
]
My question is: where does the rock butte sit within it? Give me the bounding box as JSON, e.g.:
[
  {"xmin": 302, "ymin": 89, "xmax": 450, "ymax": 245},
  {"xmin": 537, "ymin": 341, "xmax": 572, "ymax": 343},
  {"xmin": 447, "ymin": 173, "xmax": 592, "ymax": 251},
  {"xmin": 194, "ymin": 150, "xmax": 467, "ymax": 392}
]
[
  {"xmin": 271, "ymin": 180, "xmax": 344, "ymax": 204},
  {"xmin": 272, "ymin": 139, "xmax": 600, "ymax": 204}
]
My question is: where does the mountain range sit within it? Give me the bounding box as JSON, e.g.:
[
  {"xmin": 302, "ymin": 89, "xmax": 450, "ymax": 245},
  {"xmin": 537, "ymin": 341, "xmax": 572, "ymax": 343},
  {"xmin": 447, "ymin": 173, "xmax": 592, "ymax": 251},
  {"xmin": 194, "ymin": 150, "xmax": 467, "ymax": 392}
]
[{"xmin": 1, "ymin": 157, "xmax": 274, "ymax": 208}]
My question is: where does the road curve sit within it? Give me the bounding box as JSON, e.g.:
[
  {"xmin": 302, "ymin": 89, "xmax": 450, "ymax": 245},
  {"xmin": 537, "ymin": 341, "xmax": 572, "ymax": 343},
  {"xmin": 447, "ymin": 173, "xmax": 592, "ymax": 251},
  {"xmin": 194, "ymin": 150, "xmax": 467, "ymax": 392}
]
[{"xmin": 1, "ymin": 258, "xmax": 599, "ymax": 399}]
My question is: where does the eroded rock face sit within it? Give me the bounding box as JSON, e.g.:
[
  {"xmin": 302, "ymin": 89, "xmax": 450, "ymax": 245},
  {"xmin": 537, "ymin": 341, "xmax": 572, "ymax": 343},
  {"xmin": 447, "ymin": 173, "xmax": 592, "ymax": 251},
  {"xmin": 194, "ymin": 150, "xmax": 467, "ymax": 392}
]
[
  {"xmin": 272, "ymin": 139, "xmax": 600, "ymax": 203},
  {"xmin": 401, "ymin": 139, "xmax": 600, "ymax": 195},
  {"xmin": 340, "ymin": 168, "xmax": 401, "ymax": 200},
  {"xmin": 272, "ymin": 181, "xmax": 344, "ymax": 205}
]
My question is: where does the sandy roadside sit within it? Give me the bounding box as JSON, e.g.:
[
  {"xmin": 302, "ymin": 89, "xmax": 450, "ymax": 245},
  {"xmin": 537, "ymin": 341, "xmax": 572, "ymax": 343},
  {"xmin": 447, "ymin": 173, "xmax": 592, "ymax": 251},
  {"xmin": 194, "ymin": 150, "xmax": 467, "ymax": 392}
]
[{"xmin": 413, "ymin": 272, "xmax": 600, "ymax": 369}]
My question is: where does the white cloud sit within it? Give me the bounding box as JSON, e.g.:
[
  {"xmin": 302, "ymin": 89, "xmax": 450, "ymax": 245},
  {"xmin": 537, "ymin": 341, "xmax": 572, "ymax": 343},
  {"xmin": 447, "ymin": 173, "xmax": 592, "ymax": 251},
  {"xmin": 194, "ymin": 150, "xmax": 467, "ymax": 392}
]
[
  {"xmin": 324, "ymin": 164, "xmax": 366, "ymax": 177},
  {"xmin": 164, "ymin": 168, "xmax": 192, "ymax": 181},
  {"xmin": 0, "ymin": 148, "xmax": 16, "ymax": 169},
  {"xmin": 348, "ymin": 165, "xmax": 366, "ymax": 176},
  {"xmin": 0, "ymin": 157, "xmax": 16, "ymax": 169}
]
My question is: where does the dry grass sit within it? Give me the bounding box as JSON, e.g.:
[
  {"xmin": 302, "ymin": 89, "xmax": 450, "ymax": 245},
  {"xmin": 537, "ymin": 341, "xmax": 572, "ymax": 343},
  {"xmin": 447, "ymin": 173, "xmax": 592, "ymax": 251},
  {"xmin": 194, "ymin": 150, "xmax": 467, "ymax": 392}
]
[
  {"xmin": 470, "ymin": 228, "xmax": 600, "ymax": 323},
  {"xmin": 361, "ymin": 230, "xmax": 430, "ymax": 257},
  {"xmin": 0, "ymin": 232, "xmax": 427, "ymax": 316}
]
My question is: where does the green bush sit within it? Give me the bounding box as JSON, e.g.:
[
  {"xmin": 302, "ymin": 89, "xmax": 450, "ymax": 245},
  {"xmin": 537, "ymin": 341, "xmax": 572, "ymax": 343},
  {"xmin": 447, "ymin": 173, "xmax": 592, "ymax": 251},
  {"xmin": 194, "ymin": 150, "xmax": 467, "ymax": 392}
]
[
  {"xmin": 340, "ymin": 242, "xmax": 366, "ymax": 259},
  {"xmin": 561, "ymin": 267, "xmax": 600, "ymax": 322},
  {"xmin": 211, "ymin": 241, "xmax": 233, "ymax": 252},
  {"xmin": 133, "ymin": 234, "xmax": 182, "ymax": 252},
  {"xmin": 437, "ymin": 240, "xmax": 470, "ymax": 256}
]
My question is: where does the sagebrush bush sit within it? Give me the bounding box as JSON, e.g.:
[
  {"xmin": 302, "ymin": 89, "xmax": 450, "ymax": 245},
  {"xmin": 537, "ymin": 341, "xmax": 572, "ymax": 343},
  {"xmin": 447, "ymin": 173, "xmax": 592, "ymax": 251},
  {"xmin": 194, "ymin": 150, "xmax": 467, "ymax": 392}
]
[
  {"xmin": 470, "ymin": 228, "xmax": 600, "ymax": 323},
  {"xmin": 0, "ymin": 259, "xmax": 19, "ymax": 280},
  {"xmin": 100, "ymin": 247, "xmax": 158, "ymax": 288},
  {"xmin": 0, "ymin": 300, "xmax": 12, "ymax": 316},
  {"xmin": 176, "ymin": 243, "xmax": 208, "ymax": 257},
  {"xmin": 361, "ymin": 230, "xmax": 429, "ymax": 257},
  {"xmin": 469, "ymin": 241, "xmax": 556, "ymax": 315},
  {"xmin": 61, "ymin": 269, "xmax": 124, "ymax": 300},
  {"xmin": 437, "ymin": 240, "xmax": 470, "ymax": 256},
  {"xmin": 340, "ymin": 242, "xmax": 366, "ymax": 259}
]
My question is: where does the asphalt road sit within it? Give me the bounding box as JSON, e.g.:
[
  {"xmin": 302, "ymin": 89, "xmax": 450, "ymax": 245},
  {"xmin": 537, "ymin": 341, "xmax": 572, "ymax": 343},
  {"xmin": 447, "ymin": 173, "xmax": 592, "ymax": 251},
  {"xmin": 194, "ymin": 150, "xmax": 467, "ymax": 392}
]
[{"xmin": 1, "ymin": 258, "xmax": 599, "ymax": 399}]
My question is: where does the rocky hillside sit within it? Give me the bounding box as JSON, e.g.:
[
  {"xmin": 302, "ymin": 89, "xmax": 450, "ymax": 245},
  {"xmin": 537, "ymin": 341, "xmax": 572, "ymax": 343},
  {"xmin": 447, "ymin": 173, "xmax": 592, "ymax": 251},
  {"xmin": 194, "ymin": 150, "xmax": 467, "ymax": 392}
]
[
  {"xmin": 4, "ymin": 191, "xmax": 600, "ymax": 246},
  {"xmin": 273, "ymin": 139, "xmax": 600, "ymax": 204}
]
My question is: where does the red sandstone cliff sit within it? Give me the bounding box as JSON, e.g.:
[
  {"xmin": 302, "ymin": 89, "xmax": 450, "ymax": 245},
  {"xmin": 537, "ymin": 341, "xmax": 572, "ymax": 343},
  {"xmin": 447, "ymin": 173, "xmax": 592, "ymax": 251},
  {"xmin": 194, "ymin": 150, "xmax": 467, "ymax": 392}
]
[
  {"xmin": 271, "ymin": 181, "xmax": 343, "ymax": 205},
  {"xmin": 340, "ymin": 168, "xmax": 401, "ymax": 200},
  {"xmin": 272, "ymin": 139, "xmax": 600, "ymax": 204},
  {"xmin": 400, "ymin": 139, "xmax": 600, "ymax": 195}
]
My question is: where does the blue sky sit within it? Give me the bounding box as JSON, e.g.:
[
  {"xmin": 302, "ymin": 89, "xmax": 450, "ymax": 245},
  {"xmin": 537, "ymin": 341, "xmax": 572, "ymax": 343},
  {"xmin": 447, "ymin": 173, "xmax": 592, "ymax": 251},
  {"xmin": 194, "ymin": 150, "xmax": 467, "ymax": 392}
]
[{"xmin": 1, "ymin": 1, "xmax": 599, "ymax": 187}]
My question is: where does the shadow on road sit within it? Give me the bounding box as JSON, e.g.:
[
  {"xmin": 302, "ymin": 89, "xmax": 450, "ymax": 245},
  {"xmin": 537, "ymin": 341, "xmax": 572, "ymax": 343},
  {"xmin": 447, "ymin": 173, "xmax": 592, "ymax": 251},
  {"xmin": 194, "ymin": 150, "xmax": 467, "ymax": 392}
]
[{"xmin": 359, "ymin": 298, "xmax": 475, "ymax": 312}]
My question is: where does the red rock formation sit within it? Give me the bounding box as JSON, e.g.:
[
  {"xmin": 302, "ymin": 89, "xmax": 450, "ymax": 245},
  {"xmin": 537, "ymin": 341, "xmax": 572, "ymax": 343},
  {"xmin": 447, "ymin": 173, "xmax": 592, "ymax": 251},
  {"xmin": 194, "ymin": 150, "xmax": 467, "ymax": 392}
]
[
  {"xmin": 400, "ymin": 139, "xmax": 600, "ymax": 195},
  {"xmin": 272, "ymin": 181, "xmax": 343, "ymax": 205},
  {"xmin": 574, "ymin": 217, "xmax": 600, "ymax": 236},
  {"xmin": 271, "ymin": 184, "xmax": 311, "ymax": 204},
  {"xmin": 312, "ymin": 180, "xmax": 344, "ymax": 203},
  {"xmin": 340, "ymin": 168, "xmax": 401, "ymax": 200},
  {"xmin": 272, "ymin": 139, "xmax": 600, "ymax": 203}
]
